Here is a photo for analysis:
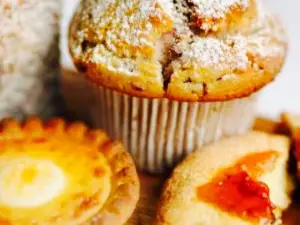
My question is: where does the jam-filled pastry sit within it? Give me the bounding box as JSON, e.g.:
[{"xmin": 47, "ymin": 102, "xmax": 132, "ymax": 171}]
[
  {"xmin": 0, "ymin": 117, "xmax": 140, "ymax": 225},
  {"xmin": 282, "ymin": 112, "xmax": 300, "ymax": 176},
  {"xmin": 155, "ymin": 132, "xmax": 293, "ymax": 225}
]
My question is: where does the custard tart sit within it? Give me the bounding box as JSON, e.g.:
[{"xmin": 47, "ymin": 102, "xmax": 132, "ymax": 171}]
[
  {"xmin": 156, "ymin": 132, "xmax": 293, "ymax": 225},
  {"xmin": 0, "ymin": 117, "xmax": 140, "ymax": 225}
]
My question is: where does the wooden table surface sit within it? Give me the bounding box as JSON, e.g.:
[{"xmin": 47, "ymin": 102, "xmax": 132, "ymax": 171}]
[{"xmin": 126, "ymin": 118, "xmax": 300, "ymax": 225}]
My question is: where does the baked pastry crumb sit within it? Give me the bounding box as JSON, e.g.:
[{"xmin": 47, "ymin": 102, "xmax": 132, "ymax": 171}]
[
  {"xmin": 155, "ymin": 132, "xmax": 293, "ymax": 225},
  {"xmin": 69, "ymin": 0, "xmax": 287, "ymax": 101}
]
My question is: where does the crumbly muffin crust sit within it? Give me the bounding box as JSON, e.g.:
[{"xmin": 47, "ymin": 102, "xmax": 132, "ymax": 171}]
[
  {"xmin": 69, "ymin": 0, "xmax": 287, "ymax": 101},
  {"xmin": 0, "ymin": 117, "xmax": 140, "ymax": 225}
]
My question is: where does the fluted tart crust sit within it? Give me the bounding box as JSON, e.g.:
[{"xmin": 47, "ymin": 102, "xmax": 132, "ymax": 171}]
[
  {"xmin": 0, "ymin": 117, "xmax": 140, "ymax": 225},
  {"xmin": 69, "ymin": 0, "xmax": 287, "ymax": 101}
]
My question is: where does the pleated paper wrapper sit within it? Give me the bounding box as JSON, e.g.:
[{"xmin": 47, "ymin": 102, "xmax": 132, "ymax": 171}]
[{"xmin": 88, "ymin": 82, "xmax": 257, "ymax": 174}]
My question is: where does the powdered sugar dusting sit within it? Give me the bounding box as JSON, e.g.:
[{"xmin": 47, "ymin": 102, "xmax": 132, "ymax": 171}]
[
  {"xmin": 178, "ymin": 36, "xmax": 249, "ymax": 72},
  {"xmin": 171, "ymin": 2, "xmax": 286, "ymax": 77},
  {"xmin": 83, "ymin": 0, "xmax": 158, "ymax": 54},
  {"xmin": 245, "ymin": 1, "xmax": 286, "ymax": 60},
  {"xmin": 190, "ymin": 0, "xmax": 249, "ymax": 18},
  {"xmin": 157, "ymin": 0, "xmax": 175, "ymax": 18},
  {"xmin": 69, "ymin": 0, "xmax": 287, "ymax": 87},
  {"xmin": 171, "ymin": 0, "xmax": 194, "ymax": 34},
  {"xmin": 70, "ymin": 0, "xmax": 172, "ymax": 76}
]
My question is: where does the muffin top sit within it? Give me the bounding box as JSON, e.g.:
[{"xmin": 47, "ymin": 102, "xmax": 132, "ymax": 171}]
[
  {"xmin": 0, "ymin": 117, "xmax": 139, "ymax": 225},
  {"xmin": 69, "ymin": 0, "xmax": 287, "ymax": 101}
]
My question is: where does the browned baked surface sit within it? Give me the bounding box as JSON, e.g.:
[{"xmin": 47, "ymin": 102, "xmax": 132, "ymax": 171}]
[
  {"xmin": 69, "ymin": 0, "xmax": 287, "ymax": 101},
  {"xmin": 123, "ymin": 119, "xmax": 300, "ymax": 225},
  {"xmin": 281, "ymin": 113, "xmax": 300, "ymax": 176},
  {"xmin": 126, "ymin": 173, "xmax": 300, "ymax": 225},
  {"xmin": 155, "ymin": 131, "xmax": 293, "ymax": 225},
  {"xmin": 0, "ymin": 117, "xmax": 140, "ymax": 225},
  {"xmin": 282, "ymin": 113, "xmax": 300, "ymax": 135}
]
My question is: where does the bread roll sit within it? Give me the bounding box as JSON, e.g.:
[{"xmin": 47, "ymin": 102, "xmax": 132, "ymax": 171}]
[{"xmin": 0, "ymin": 0, "xmax": 61, "ymax": 119}]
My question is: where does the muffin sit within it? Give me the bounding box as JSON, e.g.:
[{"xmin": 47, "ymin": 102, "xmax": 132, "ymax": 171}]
[
  {"xmin": 0, "ymin": 0, "xmax": 61, "ymax": 119},
  {"xmin": 156, "ymin": 132, "xmax": 293, "ymax": 225},
  {"xmin": 0, "ymin": 117, "xmax": 140, "ymax": 225},
  {"xmin": 69, "ymin": 0, "xmax": 287, "ymax": 173}
]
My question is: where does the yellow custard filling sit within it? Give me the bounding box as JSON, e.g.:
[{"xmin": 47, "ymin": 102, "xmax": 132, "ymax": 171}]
[
  {"xmin": 0, "ymin": 119, "xmax": 112, "ymax": 225},
  {"xmin": 0, "ymin": 157, "xmax": 66, "ymax": 208}
]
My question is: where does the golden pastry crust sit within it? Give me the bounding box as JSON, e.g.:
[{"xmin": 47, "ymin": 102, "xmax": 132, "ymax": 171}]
[
  {"xmin": 281, "ymin": 113, "xmax": 300, "ymax": 135},
  {"xmin": 281, "ymin": 112, "xmax": 300, "ymax": 176},
  {"xmin": 155, "ymin": 131, "xmax": 292, "ymax": 225},
  {"xmin": 0, "ymin": 117, "xmax": 140, "ymax": 225},
  {"xmin": 69, "ymin": 0, "xmax": 287, "ymax": 101}
]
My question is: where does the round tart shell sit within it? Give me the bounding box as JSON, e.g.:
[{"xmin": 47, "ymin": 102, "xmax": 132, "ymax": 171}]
[{"xmin": 0, "ymin": 117, "xmax": 140, "ymax": 225}]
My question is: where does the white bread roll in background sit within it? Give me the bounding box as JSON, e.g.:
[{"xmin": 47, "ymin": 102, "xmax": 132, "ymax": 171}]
[{"xmin": 0, "ymin": 0, "xmax": 61, "ymax": 119}]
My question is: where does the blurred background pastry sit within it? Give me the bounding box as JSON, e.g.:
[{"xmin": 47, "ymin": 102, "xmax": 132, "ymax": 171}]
[
  {"xmin": 0, "ymin": 117, "xmax": 140, "ymax": 225},
  {"xmin": 156, "ymin": 132, "xmax": 293, "ymax": 225},
  {"xmin": 0, "ymin": 0, "xmax": 61, "ymax": 119},
  {"xmin": 67, "ymin": 0, "xmax": 287, "ymax": 173},
  {"xmin": 282, "ymin": 112, "xmax": 300, "ymax": 177}
]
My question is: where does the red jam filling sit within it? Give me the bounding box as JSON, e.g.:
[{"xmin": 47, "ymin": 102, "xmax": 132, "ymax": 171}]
[{"xmin": 197, "ymin": 151, "xmax": 279, "ymax": 222}]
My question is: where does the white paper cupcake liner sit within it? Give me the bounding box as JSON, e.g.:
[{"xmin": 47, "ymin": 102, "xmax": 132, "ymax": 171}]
[{"xmin": 87, "ymin": 82, "xmax": 257, "ymax": 174}]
